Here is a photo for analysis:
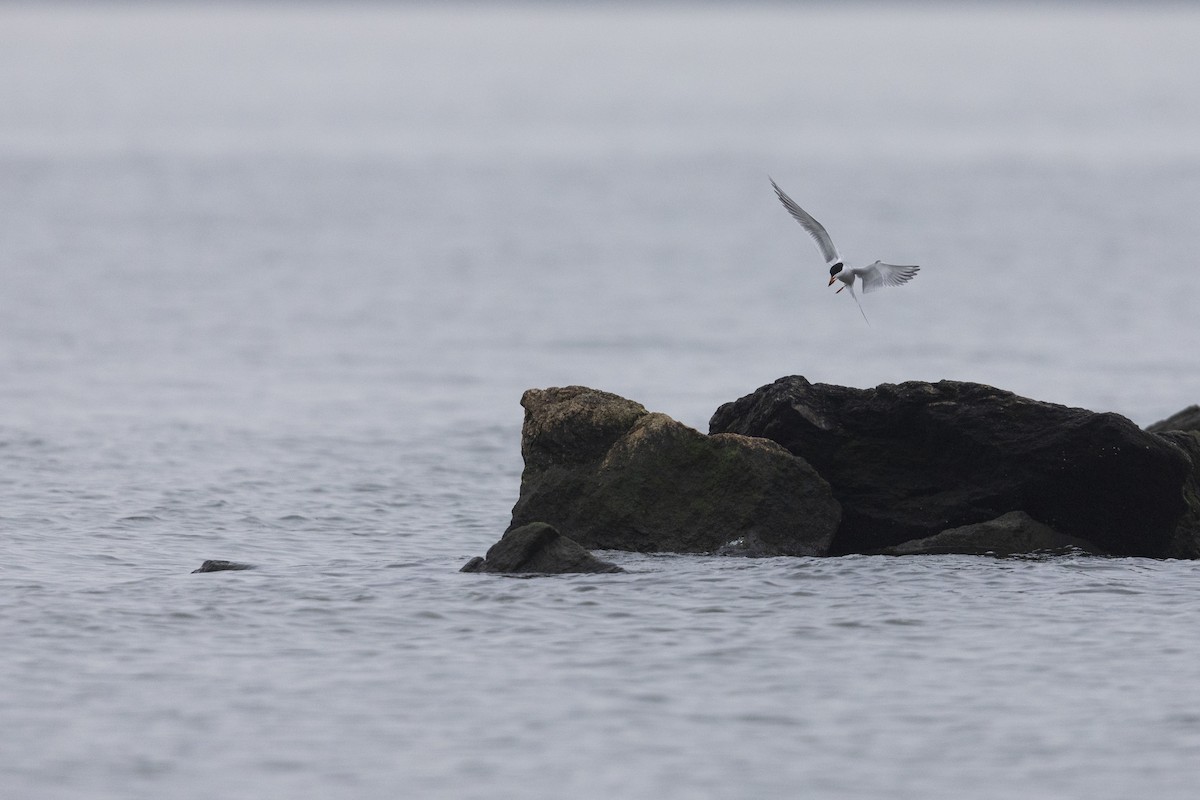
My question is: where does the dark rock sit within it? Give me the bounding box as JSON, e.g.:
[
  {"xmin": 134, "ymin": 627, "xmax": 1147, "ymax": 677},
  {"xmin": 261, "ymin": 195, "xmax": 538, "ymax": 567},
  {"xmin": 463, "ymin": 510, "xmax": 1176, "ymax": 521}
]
[
  {"xmin": 508, "ymin": 386, "xmax": 840, "ymax": 556},
  {"xmin": 709, "ymin": 376, "xmax": 1191, "ymax": 557},
  {"xmin": 877, "ymin": 511, "xmax": 1104, "ymax": 556},
  {"xmin": 1147, "ymin": 405, "xmax": 1200, "ymax": 434},
  {"xmin": 461, "ymin": 522, "xmax": 624, "ymax": 574},
  {"xmin": 192, "ymin": 560, "xmax": 254, "ymax": 573},
  {"xmin": 1154, "ymin": 431, "xmax": 1200, "ymax": 559}
]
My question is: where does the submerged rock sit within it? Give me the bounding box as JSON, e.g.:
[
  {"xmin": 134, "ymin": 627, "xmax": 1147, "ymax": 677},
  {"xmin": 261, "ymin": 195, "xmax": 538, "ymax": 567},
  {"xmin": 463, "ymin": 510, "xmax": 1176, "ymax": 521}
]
[
  {"xmin": 877, "ymin": 511, "xmax": 1104, "ymax": 556},
  {"xmin": 507, "ymin": 386, "xmax": 840, "ymax": 556},
  {"xmin": 1147, "ymin": 405, "xmax": 1200, "ymax": 434},
  {"xmin": 460, "ymin": 522, "xmax": 623, "ymax": 575},
  {"xmin": 709, "ymin": 376, "xmax": 1191, "ymax": 557},
  {"xmin": 192, "ymin": 560, "xmax": 254, "ymax": 573}
]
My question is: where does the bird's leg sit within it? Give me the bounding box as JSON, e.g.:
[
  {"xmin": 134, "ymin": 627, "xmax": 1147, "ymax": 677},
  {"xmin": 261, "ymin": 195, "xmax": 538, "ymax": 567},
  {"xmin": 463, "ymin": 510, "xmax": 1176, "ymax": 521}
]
[
  {"xmin": 835, "ymin": 285, "xmax": 845, "ymax": 294},
  {"xmin": 847, "ymin": 284, "xmax": 870, "ymax": 326}
]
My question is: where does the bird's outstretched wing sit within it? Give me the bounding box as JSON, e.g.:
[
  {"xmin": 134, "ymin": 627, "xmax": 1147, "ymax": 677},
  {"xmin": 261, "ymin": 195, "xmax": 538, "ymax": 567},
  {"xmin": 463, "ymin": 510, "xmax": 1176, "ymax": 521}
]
[
  {"xmin": 857, "ymin": 262, "xmax": 919, "ymax": 294},
  {"xmin": 770, "ymin": 178, "xmax": 841, "ymax": 267}
]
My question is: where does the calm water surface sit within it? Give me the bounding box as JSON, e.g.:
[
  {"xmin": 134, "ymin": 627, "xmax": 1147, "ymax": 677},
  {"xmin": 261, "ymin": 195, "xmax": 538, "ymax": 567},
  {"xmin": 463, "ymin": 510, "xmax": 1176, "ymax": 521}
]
[{"xmin": 2, "ymin": 3, "xmax": 1200, "ymax": 798}]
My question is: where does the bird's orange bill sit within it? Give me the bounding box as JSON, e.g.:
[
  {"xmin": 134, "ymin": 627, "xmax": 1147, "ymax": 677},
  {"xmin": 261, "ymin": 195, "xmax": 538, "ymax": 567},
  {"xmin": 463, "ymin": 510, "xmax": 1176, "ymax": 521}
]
[{"xmin": 828, "ymin": 276, "xmax": 837, "ymax": 286}]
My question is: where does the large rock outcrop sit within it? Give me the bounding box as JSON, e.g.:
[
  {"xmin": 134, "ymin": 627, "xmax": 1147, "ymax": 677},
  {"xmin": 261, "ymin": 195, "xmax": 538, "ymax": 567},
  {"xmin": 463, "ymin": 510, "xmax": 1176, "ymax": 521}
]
[
  {"xmin": 709, "ymin": 376, "xmax": 1194, "ymax": 557},
  {"xmin": 461, "ymin": 523, "xmax": 623, "ymax": 575},
  {"xmin": 507, "ymin": 386, "xmax": 840, "ymax": 556}
]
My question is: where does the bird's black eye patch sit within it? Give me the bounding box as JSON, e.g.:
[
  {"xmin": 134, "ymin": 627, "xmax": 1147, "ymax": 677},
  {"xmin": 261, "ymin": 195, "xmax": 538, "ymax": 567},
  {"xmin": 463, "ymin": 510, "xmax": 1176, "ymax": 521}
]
[{"xmin": 829, "ymin": 262, "xmax": 843, "ymax": 275}]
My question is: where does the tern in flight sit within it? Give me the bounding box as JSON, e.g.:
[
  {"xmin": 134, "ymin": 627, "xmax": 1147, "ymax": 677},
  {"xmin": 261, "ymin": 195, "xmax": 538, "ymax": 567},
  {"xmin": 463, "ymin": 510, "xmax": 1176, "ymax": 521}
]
[{"xmin": 770, "ymin": 178, "xmax": 919, "ymax": 324}]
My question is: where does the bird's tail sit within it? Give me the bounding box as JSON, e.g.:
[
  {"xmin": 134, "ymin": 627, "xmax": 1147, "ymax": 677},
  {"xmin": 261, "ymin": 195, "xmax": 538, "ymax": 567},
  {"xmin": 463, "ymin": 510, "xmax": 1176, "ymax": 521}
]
[{"xmin": 848, "ymin": 284, "xmax": 871, "ymax": 326}]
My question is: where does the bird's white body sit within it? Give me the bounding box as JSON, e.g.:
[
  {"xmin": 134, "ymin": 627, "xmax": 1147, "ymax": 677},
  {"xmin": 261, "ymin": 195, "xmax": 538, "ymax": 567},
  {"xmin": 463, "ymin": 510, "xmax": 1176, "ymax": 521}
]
[{"xmin": 770, "ymin": 177, "xmax": 919, "ymax": 323}]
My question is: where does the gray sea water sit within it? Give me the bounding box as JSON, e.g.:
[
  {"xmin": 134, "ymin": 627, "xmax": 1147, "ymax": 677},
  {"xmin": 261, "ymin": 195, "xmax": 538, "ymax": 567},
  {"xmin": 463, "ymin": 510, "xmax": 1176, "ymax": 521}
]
[{"xmin": 3, "ymin": 3, "xmax": 1200, "ymax": 798}]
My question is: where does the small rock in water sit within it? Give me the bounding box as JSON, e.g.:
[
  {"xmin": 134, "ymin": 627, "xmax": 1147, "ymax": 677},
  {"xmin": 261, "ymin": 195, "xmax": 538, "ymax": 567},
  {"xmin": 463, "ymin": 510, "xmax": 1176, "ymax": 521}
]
[
  {"xmin": 877, "ymin": 511, "xmax": 1105, "ymax": 556},
  {"xmin": 192, "ymin": 560, "xmax": 255, "ymax": 574},
  {"xmin": 461, "ymin": 522, "xmax": 624, "ymax": 575}
]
